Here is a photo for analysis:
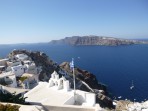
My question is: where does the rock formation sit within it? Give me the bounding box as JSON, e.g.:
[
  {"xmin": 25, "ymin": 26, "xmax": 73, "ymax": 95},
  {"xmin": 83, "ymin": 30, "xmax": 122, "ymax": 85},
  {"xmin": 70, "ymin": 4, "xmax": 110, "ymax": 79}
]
[{"xmin": 49, "ymin": 36, "xmax": 146, "ymax": 46}]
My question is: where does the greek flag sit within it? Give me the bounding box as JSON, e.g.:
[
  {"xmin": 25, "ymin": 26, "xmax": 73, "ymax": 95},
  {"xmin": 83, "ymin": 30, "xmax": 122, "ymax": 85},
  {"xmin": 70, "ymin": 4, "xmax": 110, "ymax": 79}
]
[{"xmin": 70, "ymin": 58, "xmax": 74, "ymax": 69}]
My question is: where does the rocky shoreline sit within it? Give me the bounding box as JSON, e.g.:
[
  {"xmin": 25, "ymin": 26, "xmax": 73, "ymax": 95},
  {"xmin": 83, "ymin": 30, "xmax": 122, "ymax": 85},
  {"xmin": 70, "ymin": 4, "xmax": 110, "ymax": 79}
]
[{"xmin": 115, "ymin": 100, "xmax": 148, "ymax": 111}]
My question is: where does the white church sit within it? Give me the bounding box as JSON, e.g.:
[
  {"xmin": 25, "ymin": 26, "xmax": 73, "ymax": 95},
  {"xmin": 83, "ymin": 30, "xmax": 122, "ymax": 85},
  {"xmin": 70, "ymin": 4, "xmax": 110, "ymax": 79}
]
[{"xmin": 24, "ymin": 71, "xmax": 102, "ymax": 111}]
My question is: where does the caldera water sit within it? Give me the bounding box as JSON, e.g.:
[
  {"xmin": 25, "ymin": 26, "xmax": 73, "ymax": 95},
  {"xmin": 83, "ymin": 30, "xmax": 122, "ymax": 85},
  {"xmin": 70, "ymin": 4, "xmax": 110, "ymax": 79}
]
[{"xmin": 0, "ymin": 43, "xmax": 148, "ymax": 102}]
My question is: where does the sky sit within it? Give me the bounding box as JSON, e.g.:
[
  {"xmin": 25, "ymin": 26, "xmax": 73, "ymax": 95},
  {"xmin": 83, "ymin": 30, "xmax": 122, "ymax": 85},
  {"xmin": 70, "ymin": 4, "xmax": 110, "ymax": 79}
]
[{"xmin": 0, "ymin": 0, "xmax": 148, "ymax": 44}]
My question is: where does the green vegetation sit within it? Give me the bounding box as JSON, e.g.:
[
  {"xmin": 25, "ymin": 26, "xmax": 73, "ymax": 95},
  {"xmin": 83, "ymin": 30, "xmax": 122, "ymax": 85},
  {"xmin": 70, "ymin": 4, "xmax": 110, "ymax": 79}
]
[
  {"xmin": 0, "ymin": 103, "xmax": 20, "ymax": 111},
  {"xmin": 0, "ymin": 91, "xmax": 27, "ymax": 105},
  {"xmin": 19, "ymin": 76, "xmax": 28, "ymax": 82}
]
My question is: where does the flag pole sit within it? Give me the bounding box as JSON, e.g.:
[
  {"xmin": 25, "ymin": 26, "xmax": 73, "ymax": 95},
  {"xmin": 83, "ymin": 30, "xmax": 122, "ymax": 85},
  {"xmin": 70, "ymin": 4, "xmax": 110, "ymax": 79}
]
[
  {"xmin": 73, "ymin": 61, "xmax": 76, "ymax": 94},
  {"xmin": 71, "ymin": 58, "xmax": 76, "ymax": 103},
  {"xmin": 73, "ymin": 64, "xmax": 76, "ymax": 104}
]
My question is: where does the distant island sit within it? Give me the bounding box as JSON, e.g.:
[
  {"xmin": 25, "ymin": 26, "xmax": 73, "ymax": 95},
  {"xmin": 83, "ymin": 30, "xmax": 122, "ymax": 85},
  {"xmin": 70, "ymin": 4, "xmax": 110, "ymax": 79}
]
[{"xmin": 49, "ymin": 36, "xmax": 147, "ymax": 46}]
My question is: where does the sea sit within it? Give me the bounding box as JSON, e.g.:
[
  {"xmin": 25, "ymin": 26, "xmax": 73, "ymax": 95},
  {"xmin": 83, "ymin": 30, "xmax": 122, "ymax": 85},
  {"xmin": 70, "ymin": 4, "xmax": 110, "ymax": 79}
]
[{"xmin": 0, "ymin": 43, "xmax": 148, "ymax": 102}]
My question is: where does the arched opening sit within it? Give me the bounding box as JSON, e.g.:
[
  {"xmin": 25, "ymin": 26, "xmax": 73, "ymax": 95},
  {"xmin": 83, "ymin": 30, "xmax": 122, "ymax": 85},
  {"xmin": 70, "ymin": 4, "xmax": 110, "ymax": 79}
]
[
  {"xmin": 55, "ymin": 81, "xmax": 58, "ymax": 86},
  {"xmin": 53, "ymin": 75, "xmax": 55, "ymax": 79},
  {"xmin": 60, "ymin": 79, "xmax": 64, "ymax": 89}
]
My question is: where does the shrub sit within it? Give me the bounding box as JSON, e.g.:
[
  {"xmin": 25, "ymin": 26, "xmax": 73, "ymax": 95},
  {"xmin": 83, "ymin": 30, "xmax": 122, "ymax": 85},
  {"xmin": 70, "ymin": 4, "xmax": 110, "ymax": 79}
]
[
  {"xmin": 19, "ymin": 76, "xmax": 28, "ymax": 82},
  {"xmin": 0, "ymin": 91, "xmax": 27, "ymax": 105},
  {"xmin": 0, "ymin": 103, "xmax": 20, "ymax": 111}
]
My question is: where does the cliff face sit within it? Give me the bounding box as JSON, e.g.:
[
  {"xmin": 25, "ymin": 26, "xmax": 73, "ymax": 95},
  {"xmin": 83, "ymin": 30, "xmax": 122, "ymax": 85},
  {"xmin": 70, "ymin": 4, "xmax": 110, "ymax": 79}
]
[
  {"xmin": 49, "ymin": 36, "xmax": 142, "ymax": 46},
  {"xmin": 59, "ymin": 62, "xmax": 106, "ymax": 91}
]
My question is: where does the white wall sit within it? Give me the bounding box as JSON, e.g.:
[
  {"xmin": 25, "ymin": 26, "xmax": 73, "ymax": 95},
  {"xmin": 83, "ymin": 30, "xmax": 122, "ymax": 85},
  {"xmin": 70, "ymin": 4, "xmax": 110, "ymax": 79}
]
[
  {"xmin": 0, "ymin": 59, "xmax": 7, "ymax": 66},
  {"xmin": 7, "ymin": 61, "xmax": 21, "ymax": 67},
  {"xmin": 15, "ymin": 54, "xmax": 28, "ymax": 61},
  {"xmin": 75, "ymin": 90, "xmax": 86, "ymax": 104},
  {"xmin": 28, "ymin": 63, "xmax": 36, "ymax": 70},
  {"xmin": 1, "ymin": 72, "xmax": 17, "ymax": 88},
  {"xmin": 75, "ymin": 90, "xmax": 96, "ymax": 106},
  {"xmin": 11, "ymin": 65, "xmax": 25, "ymax": 77},
  {"xmin": 85, "ymin": 93, "xmax": 96, "ymax": 106},
  {"xmin": 8, "ymin": 75, "xmax": 17, "ymax": 88},
  {"xmin": 25, "ymin": 64, "xmax": 37, "ymax": 74},
  {"xmin": 63, "ymin": 96, "xmax": 74, "ymax": 105},
  {"xmin": 44, "ymin": 105, "xmax": 95, "ymax": 111}
]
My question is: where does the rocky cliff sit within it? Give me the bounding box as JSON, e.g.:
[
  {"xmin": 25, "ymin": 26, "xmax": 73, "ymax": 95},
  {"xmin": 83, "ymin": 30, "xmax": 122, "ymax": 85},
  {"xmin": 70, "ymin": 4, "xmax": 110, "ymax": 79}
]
[
  {"xmin": 8, "ymin": 49, "xmax": 114, "ymax": 108},
  {"xmin": 49, "ymin": 36, "xmax": 145, "ymax": 46}
]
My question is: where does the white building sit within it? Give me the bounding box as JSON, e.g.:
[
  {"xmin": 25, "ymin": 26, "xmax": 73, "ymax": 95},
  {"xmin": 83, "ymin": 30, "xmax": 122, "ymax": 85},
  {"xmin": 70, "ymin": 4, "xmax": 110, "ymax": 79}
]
[
  {"xmin": 7, "ymin": 61, "xmax": 21, "ymax": 67},
  {"xmin": 15, "ymin": 54, "xmax": 28, "ymax": 61},
  {"xmin": 23, "ymin": 60, "xmax": 32, "ymax": 65},
  {"xmin": 0, "ymin": 84, "xmax": 29, "ymax": 96},
  {"xmin": 11, "ymin": 65, "xmax": 25, "ymax": 77},
  {"xmin": 21, "ymin": 73, "xmax": 38, "ymax": 89},
  {"xmin": 24, "ymin": 71, "xmax": 102, "ymax": 111},
  {"xmin": 0, "ymin": 58, "xmax": 8, "ymax": 66},
  {"xmin": 0, "ymin": 71, "xmax": 17, "ymax": 88},
  {"xmin": 24, "ymin": 62, "xmax": 37, "ymax": 74},
  {"xmin": 0, "ymin": 66, "xmax": 6, "ymax": 72},
  {"xmin": 0, "ymin": 59, "xmax": 8, "ymax": 72},
  {"xmin": 10, "ymin": 61, "xmax": 37, "ymax": 77}
]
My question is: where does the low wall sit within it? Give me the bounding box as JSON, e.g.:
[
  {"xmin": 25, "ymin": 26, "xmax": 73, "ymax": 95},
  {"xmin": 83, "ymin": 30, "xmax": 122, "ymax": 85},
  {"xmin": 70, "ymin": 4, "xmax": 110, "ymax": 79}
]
[
  {"xmin": 75, "ymin": 90, "xmax": 96, "ymax": 106},
  {"xmin": 63, "ymin": 96, "xmax": 74, "ymax": 105},
  {"xmin": 44, "ymin": 105, "xmax": 95, "ymax": 111}
]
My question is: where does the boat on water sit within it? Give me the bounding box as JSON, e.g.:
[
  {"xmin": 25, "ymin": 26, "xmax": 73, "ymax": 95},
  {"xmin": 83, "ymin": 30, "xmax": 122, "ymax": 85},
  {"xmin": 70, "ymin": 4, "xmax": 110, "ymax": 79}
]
[
  {"xmin": 130, "ymin": 80, "xmax": 134, "ymax": 90},
  {"xmin": 118, "ymin": 96, "xmax": 122, "ymax": 99}
]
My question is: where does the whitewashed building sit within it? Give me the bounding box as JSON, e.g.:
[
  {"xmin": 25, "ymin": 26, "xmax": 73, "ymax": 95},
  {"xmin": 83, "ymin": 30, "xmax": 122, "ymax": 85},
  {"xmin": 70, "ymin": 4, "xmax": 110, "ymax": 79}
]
[
  {"xmin": 21, "ymin": 73, "xmax": 38, "ymax": 89},
  {"xmin": 0, "ymin": 66, "xmax": 6, "ymax": 72},
  {"xmin": 15, "ymin": 54, "xmax": 28, "ymax": 61},
  {"xmin": 24, "ymin": 71, "xmax": 102, "ymax": 111},
  {"xmin": 24, "ymin": 62, "xmax": 37, "ymax": 74},
  {"xmin": 0, "ymin": 59, "xmax": 8, "ymax": 72},
  {"xmin": 0, "ymin": 71, "xmax": 17, "ymax": 88},
  {"xmin": 0, "ymin": 58, "xmax": 8, "ymax": 66},
  {"xmin": 11, "ymin": 65, "xmax": 25, "ymax": 77},
  {"xmin": 7, "ymin": 61, "xmax": 21, "ymax": 67}
]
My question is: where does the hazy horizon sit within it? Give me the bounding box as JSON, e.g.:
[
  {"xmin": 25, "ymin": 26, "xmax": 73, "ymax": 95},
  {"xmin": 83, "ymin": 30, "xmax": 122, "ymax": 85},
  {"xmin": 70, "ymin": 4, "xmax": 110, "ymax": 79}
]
[
  {"xmin": 0, "ymin": 0, "xmax": 148, "ymax": 44},
  {"xmin": 0, "ymin": 36, "xmax": 147, "ymax": 45}
]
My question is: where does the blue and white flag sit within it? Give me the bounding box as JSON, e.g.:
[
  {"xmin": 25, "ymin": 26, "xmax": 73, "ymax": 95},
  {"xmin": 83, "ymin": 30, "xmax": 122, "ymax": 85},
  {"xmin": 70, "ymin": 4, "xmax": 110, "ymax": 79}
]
[{"xmin": 70, "ymin": 58, "xmax": 74, "ymax": 69}]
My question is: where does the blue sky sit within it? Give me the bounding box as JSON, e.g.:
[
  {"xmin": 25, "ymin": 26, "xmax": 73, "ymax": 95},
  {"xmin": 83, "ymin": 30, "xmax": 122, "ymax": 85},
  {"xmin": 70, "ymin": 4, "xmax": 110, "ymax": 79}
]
[{"xmin": 0, "ymin": 0, "xmax": 148, "ymax": 44}]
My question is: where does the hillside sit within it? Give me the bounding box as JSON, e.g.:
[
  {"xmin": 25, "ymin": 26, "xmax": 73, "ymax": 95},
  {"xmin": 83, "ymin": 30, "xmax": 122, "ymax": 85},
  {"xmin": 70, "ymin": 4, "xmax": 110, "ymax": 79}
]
[{"xmin": 49, "ymin": 36, "xmax": 145, "ymax": 46}]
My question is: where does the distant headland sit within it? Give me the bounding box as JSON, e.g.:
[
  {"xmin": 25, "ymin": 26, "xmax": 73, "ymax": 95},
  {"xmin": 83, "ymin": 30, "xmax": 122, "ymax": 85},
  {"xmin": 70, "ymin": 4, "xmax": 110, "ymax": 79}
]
[{"xmin": 49, "ymin": 36, "xmax": 147, "ymax": 46}]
